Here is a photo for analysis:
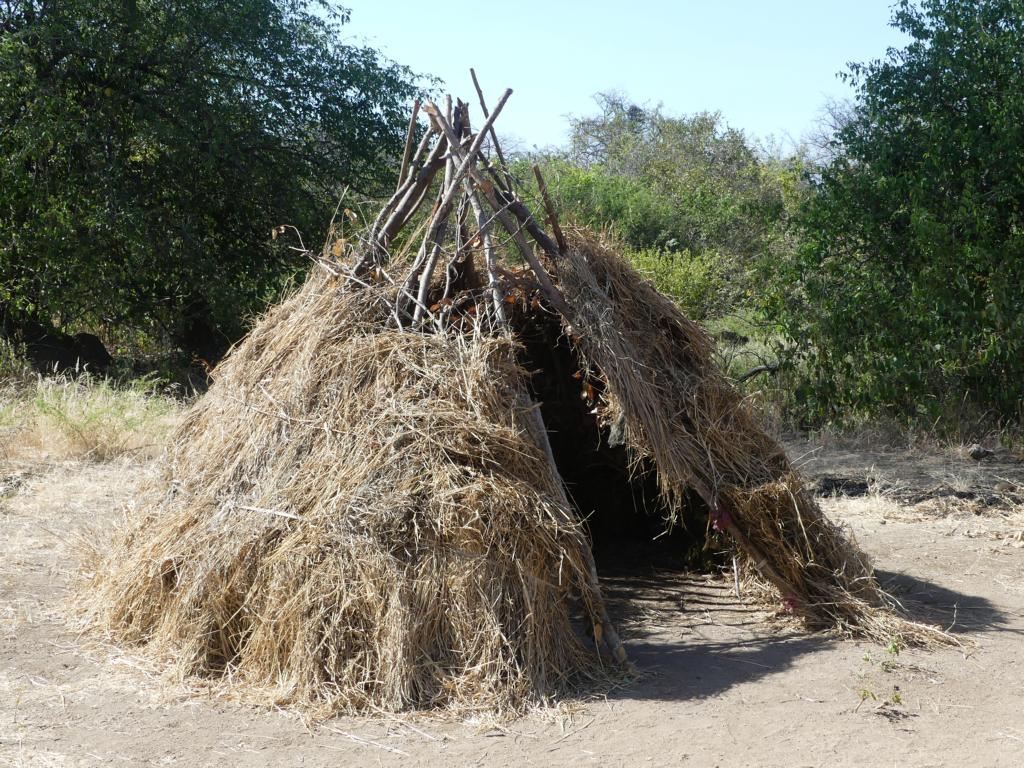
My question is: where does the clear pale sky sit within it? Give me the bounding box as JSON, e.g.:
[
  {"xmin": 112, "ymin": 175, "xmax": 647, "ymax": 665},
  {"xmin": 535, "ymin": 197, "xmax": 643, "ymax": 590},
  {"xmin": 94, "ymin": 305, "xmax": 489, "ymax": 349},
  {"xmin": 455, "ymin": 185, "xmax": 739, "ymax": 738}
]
[{"xmin": 344, "ymin": 0, "xmax": 909, "ymax": 151}]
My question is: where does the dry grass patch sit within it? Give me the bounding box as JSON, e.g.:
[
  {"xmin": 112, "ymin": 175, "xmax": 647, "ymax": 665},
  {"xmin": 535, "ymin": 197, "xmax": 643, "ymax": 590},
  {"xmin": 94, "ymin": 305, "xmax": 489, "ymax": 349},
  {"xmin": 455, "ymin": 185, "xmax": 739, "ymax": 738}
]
[{"xmin": 0, "ymin": 375, "xmax": 182, "ymax": 462}]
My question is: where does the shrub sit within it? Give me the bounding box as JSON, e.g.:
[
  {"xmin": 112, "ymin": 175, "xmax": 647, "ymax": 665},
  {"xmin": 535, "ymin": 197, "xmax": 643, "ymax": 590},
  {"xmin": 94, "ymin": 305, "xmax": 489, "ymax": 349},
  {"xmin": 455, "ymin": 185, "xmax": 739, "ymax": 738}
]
[{"xmin": 625, "ymin": 247, "xmax": 728, "ymax": 321}]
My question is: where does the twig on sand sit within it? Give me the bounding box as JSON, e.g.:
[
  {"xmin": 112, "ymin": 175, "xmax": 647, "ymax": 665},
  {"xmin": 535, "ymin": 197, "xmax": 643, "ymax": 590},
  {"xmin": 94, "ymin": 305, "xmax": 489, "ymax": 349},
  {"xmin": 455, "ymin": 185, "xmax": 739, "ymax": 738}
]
[{"xmin": 323, "ymin": 726, "xmax": 411, "ymax": 756}]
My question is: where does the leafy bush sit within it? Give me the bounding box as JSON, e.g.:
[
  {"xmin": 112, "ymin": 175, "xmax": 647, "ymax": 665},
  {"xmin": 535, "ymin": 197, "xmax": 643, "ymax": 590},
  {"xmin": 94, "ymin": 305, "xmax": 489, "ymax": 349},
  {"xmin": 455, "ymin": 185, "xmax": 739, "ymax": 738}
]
[
  {"xmin": 626, "ymin": 247, "xmax": 728, "ymax": 321},
  {"xmin": 766, "ymin": 0, "xmax": 1024, "ymax": 425},
  {"xmin": 535, "ymin": 159, "xmax": 684, "ymax": 250},
  {"xmin": 525, "ymin": 97, "xmax": 805, "ymax": 329},
  {"xmin": 562, "ymin": 96, "xmax": 789, "ymax": 262}
]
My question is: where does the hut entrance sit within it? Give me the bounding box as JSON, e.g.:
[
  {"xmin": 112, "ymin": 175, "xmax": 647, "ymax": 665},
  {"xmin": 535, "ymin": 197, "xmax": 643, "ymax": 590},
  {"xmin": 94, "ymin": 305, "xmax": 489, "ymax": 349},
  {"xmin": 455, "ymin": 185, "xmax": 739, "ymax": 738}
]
[{"xmin": 515, "ymin": 309, "xmax": 714, "ymax": 574}]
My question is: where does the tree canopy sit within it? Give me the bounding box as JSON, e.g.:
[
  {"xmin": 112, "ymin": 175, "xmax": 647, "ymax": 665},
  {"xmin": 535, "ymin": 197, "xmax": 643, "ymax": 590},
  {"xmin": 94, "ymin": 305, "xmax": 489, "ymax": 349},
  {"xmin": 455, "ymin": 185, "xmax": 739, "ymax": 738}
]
[
  {"xmin": 528, "ymin": 94, "xmax": 804, "ymax": 321},
  {"xmin": 768, "ymin": 0, "xmax": 1024, "ymax": 422},
  {"xmin": 0, "ymin": 1, "xmax": 423, "ymax": 362},
  {"xmin": 559, "ymin": 94, "xmax": 789, "ymax": 259}
]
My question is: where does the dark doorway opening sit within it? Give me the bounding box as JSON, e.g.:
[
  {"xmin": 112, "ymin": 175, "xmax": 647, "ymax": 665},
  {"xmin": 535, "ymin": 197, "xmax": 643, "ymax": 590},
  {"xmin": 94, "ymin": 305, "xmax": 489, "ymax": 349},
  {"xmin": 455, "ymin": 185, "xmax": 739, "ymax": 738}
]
[{"xmin": 514, "ymin": 309, "xmax": 720, "ymax": 576}]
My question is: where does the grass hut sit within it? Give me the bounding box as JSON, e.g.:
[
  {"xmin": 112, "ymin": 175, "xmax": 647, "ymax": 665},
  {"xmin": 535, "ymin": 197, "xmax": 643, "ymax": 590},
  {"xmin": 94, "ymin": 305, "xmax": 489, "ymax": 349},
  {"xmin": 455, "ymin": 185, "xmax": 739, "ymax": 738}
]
[{"xmin": 84, "ymin": 88, "xmax": 942, "ymax": 716}]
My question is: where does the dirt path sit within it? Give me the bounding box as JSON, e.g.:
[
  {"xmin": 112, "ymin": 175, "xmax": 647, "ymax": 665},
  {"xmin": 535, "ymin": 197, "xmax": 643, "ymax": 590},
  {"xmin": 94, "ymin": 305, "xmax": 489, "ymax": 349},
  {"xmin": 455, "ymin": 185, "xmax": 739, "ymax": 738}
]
[{"xmin": 1, "ymin": 450, "xmax": 1023, "ymax": 767}]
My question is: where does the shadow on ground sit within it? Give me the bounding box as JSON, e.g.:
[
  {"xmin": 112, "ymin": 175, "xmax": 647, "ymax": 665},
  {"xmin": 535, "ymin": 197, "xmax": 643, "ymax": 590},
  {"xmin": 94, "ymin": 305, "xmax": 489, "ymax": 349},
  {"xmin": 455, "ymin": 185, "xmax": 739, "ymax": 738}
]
[
  {"xmin": 876, "ymin": 568, "xmax": 1012, "ymax": 636},
  {"xmin": 593, "ymin": 564, "xmax": 1007, "ymax": 703}
]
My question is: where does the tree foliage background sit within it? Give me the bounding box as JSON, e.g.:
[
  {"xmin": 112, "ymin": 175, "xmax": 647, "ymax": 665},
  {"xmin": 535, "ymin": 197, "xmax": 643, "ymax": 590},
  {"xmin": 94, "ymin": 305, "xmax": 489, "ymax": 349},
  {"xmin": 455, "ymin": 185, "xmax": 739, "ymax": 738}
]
[
  {"xmin": 2, "ymin": 0, "xmax": 1021, "ymax": 428},
  {"xmin": 0, "ymin": 0, "xmax": 422, "ymax": 362},
  {"xmin": 767, "ymin": 0, "xmax": 1024, "ymax": 424},
  {"xmin": 530, "ymin": 94, "xmax": 804, "ymax": 322}
]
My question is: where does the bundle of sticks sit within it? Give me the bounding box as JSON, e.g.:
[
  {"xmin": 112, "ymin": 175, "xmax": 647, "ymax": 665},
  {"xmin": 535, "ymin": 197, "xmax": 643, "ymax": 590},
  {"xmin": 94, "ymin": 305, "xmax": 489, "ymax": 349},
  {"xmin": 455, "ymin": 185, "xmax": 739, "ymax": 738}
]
[{"xmin": 348, "ymin": 73, "xmax": 569, "ymax": 332}]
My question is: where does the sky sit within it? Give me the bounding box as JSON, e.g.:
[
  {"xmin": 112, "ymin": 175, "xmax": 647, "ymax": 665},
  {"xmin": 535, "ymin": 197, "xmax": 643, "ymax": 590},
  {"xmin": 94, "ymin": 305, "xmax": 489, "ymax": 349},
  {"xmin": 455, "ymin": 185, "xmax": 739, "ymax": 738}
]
[{"xmin": 343, "ymin": 0, "xmax": 910, "ymax": 152}]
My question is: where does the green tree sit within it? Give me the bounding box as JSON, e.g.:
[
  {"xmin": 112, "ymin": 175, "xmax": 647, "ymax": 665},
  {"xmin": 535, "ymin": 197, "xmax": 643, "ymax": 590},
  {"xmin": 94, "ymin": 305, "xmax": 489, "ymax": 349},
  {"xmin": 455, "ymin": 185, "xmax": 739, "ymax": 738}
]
[
  {"xmin": 566, "ymin": 94, "xmax": 786, "ymax": 261},
  {"xmin": 770, "ymin": 0, "xmax": 1024, "ymax": 423},
  {"xmin": 0, "ymin": 1, "xmax": 422, "ymax": 363},
  {"xmin": 531, "ymin": 94, "xmax": 803, "ymax": 320}
]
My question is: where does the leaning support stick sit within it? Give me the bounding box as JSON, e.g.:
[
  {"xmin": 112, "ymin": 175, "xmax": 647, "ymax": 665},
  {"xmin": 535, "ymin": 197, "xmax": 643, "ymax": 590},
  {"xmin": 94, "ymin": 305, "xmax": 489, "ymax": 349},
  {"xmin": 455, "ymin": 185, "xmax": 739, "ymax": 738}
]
[
  {"xmin": 356, "ymin": 133, "xmax": 447, "ymax": 276},
  {"xmin": 686, "ymin": 476, "xmax": 808, "ymax": 614},
  {"xmin": 532, "ymin": 164, "xmax": 568, "ymax": 254},
  {"xmin": 519, "ymin": 397, "xmax": 631, "ymax": 668},
  {"xmin": 469, "ymin": 68, "xmax": 513, "ymax": 193},
  {"xmin": 399, "ymin": 91, "xmax": 512, "ymax": 320},
  {"xmin": 464, "ymin": 181, "xmax": 505, "ymax": 323},
  {"xmin": 428, "ymin": 108, "xmax": 574, "ymax": 320},
  {"xmin": 396, "ymin": 100, "xmax": 421, "ymax": 191},
  {"xmin": 461, "ymin": 165, "xmax": 630, "ymax": 666}
]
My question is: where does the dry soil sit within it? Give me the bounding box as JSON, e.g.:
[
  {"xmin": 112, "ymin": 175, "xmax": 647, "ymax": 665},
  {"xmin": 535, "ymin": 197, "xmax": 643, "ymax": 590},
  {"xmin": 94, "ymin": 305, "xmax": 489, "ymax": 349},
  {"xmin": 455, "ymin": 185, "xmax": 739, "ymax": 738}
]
[{"xmin": 1, "ymin": 445, "xmax": 1022, "ymax": 767}]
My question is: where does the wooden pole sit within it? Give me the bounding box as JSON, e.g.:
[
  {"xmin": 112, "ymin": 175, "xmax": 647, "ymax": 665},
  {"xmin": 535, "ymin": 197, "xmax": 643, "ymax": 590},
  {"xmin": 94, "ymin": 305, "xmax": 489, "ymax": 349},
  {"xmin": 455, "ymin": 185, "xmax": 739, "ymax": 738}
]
[
  {"xmin": 532, "ymin": 164, "xmax": 567, "ymax": 254},
  {"xmin": 464, "ymin": 181, "xmax": 505, "ymax": 323},
  {"xmin": 685, "ymin": 476, "xmax": 807, "ymax": 613},
  {"xmin": 356, "ymin": 133, "xmax": 447, "ymax": 275},
  {"xmin": 403, "ymin": 94, "xmax": 513, "ymax": 323},
  {"xmin": 469, "ymin": 68, "xmax": 512, "ymax": 192},
  {"xmin": 520, "ymin": 395, "xmax": 631, "ymax": 667},
  {"xmin": 428, "ymin": 108, "xmax": 574, "ymax": 320},
  {"xmin": 396, "ymin": 100, "xmax": 421, "ymax": 190}
]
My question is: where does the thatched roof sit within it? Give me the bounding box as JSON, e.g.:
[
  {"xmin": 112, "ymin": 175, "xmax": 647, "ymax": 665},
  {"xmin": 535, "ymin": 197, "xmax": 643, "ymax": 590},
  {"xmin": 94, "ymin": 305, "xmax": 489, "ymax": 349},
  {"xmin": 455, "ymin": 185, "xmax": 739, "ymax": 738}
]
[{"xmin": 83, "ymin": 84, "xmax": 946, "ymax": 716}]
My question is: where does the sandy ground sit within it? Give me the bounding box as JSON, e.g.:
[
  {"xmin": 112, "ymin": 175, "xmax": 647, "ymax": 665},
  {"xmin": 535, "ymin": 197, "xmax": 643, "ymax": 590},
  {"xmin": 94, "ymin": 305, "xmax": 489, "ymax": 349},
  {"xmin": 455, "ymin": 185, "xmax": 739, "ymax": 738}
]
[{"xmin": 1, "ymin": 446, "xmax": 1023, "ymax": 767}]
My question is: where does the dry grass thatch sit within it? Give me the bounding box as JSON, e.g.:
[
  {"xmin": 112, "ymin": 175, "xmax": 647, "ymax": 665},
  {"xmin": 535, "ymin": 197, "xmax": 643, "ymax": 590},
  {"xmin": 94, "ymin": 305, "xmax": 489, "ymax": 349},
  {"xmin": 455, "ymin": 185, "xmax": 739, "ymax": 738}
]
[
  {"xmin": 84, "ymin": 277, "xmax": 610, "ymax": 715},
  {"xmin": 559, "ymin": 233, "xmax": 936, "ymax": 640},
  {"xmin": 82, "ymin": 87, "xmax": 949, "ymax": 717}
]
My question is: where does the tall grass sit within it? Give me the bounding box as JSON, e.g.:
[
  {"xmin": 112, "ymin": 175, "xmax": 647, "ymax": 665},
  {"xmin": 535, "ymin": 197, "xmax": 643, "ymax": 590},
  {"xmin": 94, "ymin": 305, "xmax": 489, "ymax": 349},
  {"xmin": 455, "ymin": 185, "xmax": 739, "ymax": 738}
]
[
  {"xmin": 0, "ymin": 373, "xmax": 182, "ymax": 462},
  {"xmin": 0, "ymin": 337, "xmax": 33, "ymax": 383}
]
